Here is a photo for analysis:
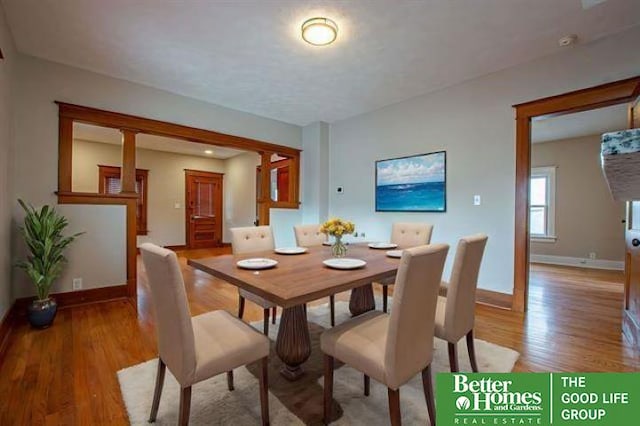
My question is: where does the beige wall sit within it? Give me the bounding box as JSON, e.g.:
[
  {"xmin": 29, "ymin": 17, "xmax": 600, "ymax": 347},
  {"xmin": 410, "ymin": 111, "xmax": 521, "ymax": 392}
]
[
  {"xmin": 530, "ymin": 135, "xmax": 625, "ymax": 261},
  {"xmin": 224, "ymin": 152, "xmax": 261, "ymax": 237},
  {"xmin": 329, "ymin": 26, "xmax": 640, "ymax": 294},
  {"xmin": 0, "ymin": 8, "xmax": 15, "ymax": 317},
  {"xmin": 72, "ymin": 139, "xmax": 262, "ymax": 247}
]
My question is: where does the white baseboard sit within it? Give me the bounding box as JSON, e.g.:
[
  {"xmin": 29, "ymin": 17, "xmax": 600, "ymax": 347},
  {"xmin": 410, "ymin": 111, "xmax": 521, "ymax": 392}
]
[{"xmin": 530, "ymin": 254, "xmax": 624, "ymax": 271}]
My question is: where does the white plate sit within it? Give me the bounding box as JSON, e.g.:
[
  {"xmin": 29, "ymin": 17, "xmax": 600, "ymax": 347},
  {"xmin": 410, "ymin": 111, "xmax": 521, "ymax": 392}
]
[
  {"xmin": 386, "ymin": 250, "xmax": 403, "ymax": 258},
  {"xmin": 368, "ymin": 242, "xmax": 398, "ymax": 249},
  {"xmin": 274, "ymin": 247, "xmax": 308, "ymax": 255},
  {"xmin": 323, "ymin": 258, "xmax": 367, "ymax": 270},
  {"xmin": 237, "ymin": 258, "xmax": 278, "ymax": 270}
]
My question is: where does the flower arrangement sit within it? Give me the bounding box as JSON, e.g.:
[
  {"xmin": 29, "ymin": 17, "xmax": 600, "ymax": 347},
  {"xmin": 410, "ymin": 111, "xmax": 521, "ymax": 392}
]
[{"xmin": 320, "ymin": 218, "xmax": 355, "ymax": 257}]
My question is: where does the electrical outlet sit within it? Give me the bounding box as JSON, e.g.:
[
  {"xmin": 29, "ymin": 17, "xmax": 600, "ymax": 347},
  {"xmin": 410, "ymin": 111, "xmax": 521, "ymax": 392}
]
[
  {"xmin": 473, "ymin": 195, "xmax": 481, "ymax": 206},
  {"xmin": 72, "ymin": 278, "xmax": 83, "ymax": 290},
  {"xmin": 589, "ymin": 252, "xmax": 596, "ymax": 260},
  {"xmin": 361, "ymin": 232, "xmax": 366, "ymax": 238}
]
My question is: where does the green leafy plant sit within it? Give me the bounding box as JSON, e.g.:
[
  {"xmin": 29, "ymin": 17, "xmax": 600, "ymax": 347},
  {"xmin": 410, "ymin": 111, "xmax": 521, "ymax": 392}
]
[{"xmin": 16, "ymin": 200, "xmax": 84, "ymax": 301}]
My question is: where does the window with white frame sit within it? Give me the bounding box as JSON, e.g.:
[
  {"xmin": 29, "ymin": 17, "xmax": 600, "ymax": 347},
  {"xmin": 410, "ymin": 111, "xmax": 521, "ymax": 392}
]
[{"xmin": 530, "ymin": 166, "xmax": 556, "ymax": 240}]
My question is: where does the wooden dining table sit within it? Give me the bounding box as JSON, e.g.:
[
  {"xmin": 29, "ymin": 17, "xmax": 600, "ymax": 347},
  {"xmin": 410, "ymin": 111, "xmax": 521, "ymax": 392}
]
[{"xmin": 187, "ymin": 243, "xmax": 401, "ymax": 380}]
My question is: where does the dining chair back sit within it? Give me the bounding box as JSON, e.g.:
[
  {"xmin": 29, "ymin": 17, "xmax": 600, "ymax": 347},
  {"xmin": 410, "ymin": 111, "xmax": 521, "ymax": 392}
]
[
  {"xmin": 294, "ymin": 224, "xmax": 326, "ymax": 246},
  {"xmin": 385, "ymin": 243, "xmax": 449, "ymax": 388},
  {"xmin": 230, "ymin": 226, "xmax": 277, "ymax": 334},
  {"xmin": 230, "ymin": 226, "xmax": 275, "ymax": 254},
  {"xmin": 442, "ymin": 234, "xmax": 488, "ymax": 342},
  {"xmin": 390, "ymin": 222, "xmax": 433, "ymax": 247},
  {"xmin": 140, "ymin": 243, "xmax": 196, "ymax": 385},
  {"xmin": 381, "ymin": 222, "xmax": 435, "ymax": 313}
]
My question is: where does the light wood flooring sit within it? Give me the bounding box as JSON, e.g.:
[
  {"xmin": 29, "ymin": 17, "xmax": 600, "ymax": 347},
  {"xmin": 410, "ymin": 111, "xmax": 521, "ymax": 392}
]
[{"xmin": 0, "ymin": 250, "xmax": 637, "ymax": 424}]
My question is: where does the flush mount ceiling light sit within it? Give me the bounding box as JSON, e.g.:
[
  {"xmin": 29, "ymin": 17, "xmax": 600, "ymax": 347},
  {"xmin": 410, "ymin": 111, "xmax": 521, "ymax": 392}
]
[{"xmin": 301, "ymin": 17, "xmax": 338, "ymax": 46}]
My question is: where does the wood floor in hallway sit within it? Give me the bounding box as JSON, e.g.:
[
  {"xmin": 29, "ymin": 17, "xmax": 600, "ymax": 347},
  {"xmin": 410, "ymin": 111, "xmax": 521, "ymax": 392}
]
[{"xmin": 0, "ymin": 251, "xmax": 637, "ymax": 424}]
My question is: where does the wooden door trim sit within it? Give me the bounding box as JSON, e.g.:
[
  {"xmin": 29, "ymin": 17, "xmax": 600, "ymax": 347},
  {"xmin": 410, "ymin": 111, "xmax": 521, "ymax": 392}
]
[
  {"xmin": 56, "ymin": 102, "xmax": 301, "ymax": 309},
  {"xmin": 512, "ymin": 75, "xmax": 640, "ymax": 312},
  {"xmin": 185, "ymin": 170, "xmax": 224, "ymax": 249},
  {"xmin": 56, "ymin": 102, "xmax": 301, "ymax": 157}
]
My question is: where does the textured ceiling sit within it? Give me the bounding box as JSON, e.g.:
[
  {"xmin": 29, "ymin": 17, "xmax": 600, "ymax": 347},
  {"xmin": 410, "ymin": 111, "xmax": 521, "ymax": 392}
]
[
  {"xmin": 3, "ymin": 0, "xmax": 640, "ymax": 125},
  {"xmin": 73, "ymin": 123, "xmax": 248, "ymax": 159},
  {"xmin": 532, "ymin": 103, "xmax": 628, "ymax": 143}
]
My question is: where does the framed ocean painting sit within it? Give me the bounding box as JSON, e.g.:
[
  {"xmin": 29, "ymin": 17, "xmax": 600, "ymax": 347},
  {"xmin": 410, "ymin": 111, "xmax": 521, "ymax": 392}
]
[{"xmin": 375, "ymin": 151, "xmax": 446, "ymax": 212}]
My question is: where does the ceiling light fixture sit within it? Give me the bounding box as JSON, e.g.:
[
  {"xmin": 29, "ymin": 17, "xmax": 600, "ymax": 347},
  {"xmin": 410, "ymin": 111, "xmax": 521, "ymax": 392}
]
[
  {"xmin": 204, "ymin": 150, "xmax": 213, "ymax": 155},
  {"xmin": 301, "ymin": 17, "xmax": 338, "ymax": 46}
]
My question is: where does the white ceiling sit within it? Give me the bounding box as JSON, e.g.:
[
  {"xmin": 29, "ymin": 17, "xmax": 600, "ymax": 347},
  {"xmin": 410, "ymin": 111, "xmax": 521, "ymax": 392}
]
[
  {"xmin": 531, "ymin": 103, "xmax": 628, "ymax": 143},
  {"xmin": 4, "ymin": 0, "xmax": 640, "ymax": 126},
  {"xmin": 73, "ymin": 122, "xmax": 248, "ymax": 159}
]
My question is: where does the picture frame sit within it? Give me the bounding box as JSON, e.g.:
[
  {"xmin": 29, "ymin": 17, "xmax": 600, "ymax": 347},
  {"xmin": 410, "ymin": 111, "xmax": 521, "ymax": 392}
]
[{"xmin": 375, "ymin": 150, "xmax": 447, "ymax": 212}]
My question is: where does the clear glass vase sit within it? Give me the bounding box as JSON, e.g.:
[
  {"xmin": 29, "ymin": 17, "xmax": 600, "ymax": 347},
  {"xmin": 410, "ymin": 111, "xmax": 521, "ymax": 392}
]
[{"xmin": 332, "ymin": 235, "xmax": 348, "ymax": 258}]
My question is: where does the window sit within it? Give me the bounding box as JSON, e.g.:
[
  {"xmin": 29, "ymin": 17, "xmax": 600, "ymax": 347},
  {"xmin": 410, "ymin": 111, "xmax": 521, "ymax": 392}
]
[
  {"xmin": 530, "ymin": 166, "xmax": 556, "ymax": 240},
  {"xmin": 98, "ymin": 165, "xmax": 149, "ymax": 235}
]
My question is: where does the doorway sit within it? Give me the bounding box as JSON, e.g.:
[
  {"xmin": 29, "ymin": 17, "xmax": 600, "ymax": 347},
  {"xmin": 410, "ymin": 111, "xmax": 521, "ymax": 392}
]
[
  {"xmin": 185, "ymin": 170, "xmax": 223, "ymax": 248},
  {"xmin": 512, "ymin": 76, "xmax": 640, "ymax": 313}
]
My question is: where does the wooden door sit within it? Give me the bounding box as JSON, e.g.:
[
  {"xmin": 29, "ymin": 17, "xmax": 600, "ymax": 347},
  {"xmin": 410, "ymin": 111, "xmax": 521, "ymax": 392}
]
[
  {"xmin": 623, "ymin": 95, "xmax": 640, "ymax": 347},
  {"xmin": 185, "ymin": 170, "xmax": 223, "ymax": 248}
]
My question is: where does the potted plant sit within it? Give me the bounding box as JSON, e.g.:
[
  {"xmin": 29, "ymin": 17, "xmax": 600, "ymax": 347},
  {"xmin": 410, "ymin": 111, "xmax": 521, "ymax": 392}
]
[{"xmin": 16, "ymin": 200, "xmax": 83, "ymax": 328}]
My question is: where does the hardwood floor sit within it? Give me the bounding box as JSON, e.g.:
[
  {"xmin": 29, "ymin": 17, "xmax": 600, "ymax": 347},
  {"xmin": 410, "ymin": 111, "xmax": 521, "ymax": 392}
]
[{"xmin": 0, "ymin": 252, "xmax": 637, "ymax": 424}]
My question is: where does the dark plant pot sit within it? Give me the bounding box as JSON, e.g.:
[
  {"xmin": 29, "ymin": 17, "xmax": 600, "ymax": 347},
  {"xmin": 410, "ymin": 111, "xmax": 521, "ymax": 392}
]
[{"xmin": 27, "ymin": 297, "xmax": 58, "ymax": 329}]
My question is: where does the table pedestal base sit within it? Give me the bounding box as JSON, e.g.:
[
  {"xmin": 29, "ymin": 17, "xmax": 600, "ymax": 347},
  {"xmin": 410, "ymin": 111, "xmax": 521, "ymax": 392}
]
[
  {"xmin": 349, "ymin": 284, "xmax": 376, "ymax": 316},
  {"xmin": 275, "ymin": 305, "xmax": 311, "ymax": 381}
]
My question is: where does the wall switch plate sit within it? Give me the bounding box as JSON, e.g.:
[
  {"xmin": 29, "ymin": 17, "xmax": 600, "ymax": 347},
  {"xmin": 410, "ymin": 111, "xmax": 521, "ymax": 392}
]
[
  {"xmin": 72, "ymin": 278, "xmax": 83, "ymax": 290},
  {"xmin": 589, "ymin": 252, "xmax": 596, "ymax": 260},
  {"xmin": 473, "ymin": 195, "xmax": 481, "ymax": 206},
  {"xmin": 174, "ymin": 203, "xmax": 181, "ymax": 209}
]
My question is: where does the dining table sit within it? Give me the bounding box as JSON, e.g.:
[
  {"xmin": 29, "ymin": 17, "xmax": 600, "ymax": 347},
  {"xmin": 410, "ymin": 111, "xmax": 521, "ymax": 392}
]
[{"xmin": 187, "ymin": 243, "xmax": 401, "ymax": 381}]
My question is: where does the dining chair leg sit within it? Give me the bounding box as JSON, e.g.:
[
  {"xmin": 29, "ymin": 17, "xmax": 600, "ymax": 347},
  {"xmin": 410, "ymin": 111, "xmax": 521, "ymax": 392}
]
[
  {"xmin": 263, "ymin": 308, "xmax": 270, "ymax": 335},
  {"xmin": 387, "ymin": 387, "xmax": 401, "ymax": 426},
  {"xmin": 323, "ymin": 354, "xmax": 334, "ymax": 425},
  {"xmin": 448, "ymin": 342, "xmax": 459, "ymax": 373},
  {"xmin": 148, "ymin": 358, "xmax": 166, "ymax": 423},
  {"xmin": 382, "ymin": 285, "xmax": 388, "ymax": 313},
  {"xmin": 466, "ymin": 329, "xmax": 479, "ymax": 373},
  {"xmin": 329, "ymin": 295, "xmax": 336, "ymax": 327},
  {"xmin": 238, "ymin": 294, "xmax": 245, "ymax": 319},
  {"xmin": 178, "ymin": 386, "xmax": 192, "ymax": 426},
  {"xmin": 364, "ymin": 374, "xmax": 370, "ymax": 396},
  {"xmin": 272, "ymin": 306, "xmax": 277, "ymax": 324},
  {"xmin": 259, "ymin": 357, "xmax": 270, "ymax": 426},
  {"xmin": 227, "ymin": 370, "xmax": 234, "ymax": 391},
  {"xmin": 421, "ymin": 364, "xmax": 436, "ymax": 426}
]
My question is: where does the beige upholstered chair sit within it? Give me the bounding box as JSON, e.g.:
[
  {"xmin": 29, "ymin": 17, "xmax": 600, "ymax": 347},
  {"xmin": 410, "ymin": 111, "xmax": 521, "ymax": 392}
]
[
  {"xmin": 435, "ymin": 234, "xmax": 488, "ymax": 373},
  {"xmin": 294, "ymin": 224, "xmax": 327, "ymax": 247},
  {"xmin": 231, "ymin": 226, "xmax": 278, "ymax": 335},
  {"xmin": 140, "ymin": 243, "xmax": 270, "ymax": 426},
  {"xmin": 293, "ymin": 224, "xmax": 336, "ymax": 326},
  {"xmin": 322, "ymin": 244, "xmax": 449, "ymax": 426},
  {"xmin": 381, "ymin": 222, "xmax": 434, "ymax": 313}
]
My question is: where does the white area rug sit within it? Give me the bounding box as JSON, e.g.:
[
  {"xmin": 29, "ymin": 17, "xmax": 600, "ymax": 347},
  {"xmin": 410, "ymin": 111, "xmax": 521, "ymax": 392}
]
[{"xmin": 118, "ymin": 299, "xmax": 519, "ymax": 425}]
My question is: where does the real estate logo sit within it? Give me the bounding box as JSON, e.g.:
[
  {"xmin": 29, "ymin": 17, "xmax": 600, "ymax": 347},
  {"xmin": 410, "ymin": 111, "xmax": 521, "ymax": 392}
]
[{"xmin": 437, "ymin": 373, "xmax": 640, "ymax": 425}]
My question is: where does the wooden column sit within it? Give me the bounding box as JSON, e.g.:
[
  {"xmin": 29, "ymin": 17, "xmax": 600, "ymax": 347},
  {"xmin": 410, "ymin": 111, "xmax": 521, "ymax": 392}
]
[
  {"xmin": 58, "ymin": 116, "xmax": 74, "ymax": 192},
  {"xmin": 120, "ymin": 129, "xmax": 137, "ymax": 194},
  {"xmin": 512, "ymin": 116, "xmax": 531, "ymax": 313},
  {"xmin": 257, "ymin": 151, "xmax": 272, "ymax": 226}
]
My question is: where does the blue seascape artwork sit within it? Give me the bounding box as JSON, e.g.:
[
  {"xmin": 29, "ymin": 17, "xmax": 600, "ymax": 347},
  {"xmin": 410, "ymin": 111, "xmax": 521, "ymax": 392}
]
[{"xmin": 375, "ymin": 151, "xmax": 446, "ymax": 212}]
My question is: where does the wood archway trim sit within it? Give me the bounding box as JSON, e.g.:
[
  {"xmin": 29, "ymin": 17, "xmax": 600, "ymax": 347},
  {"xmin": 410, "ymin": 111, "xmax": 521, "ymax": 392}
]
[
  {"xmin": 512, "ymin": 75, "xmax": 640, "ymax": 313},
  {"xmin": 56, "ymin": 102, "xmax": 301, "ymax": 308}
]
